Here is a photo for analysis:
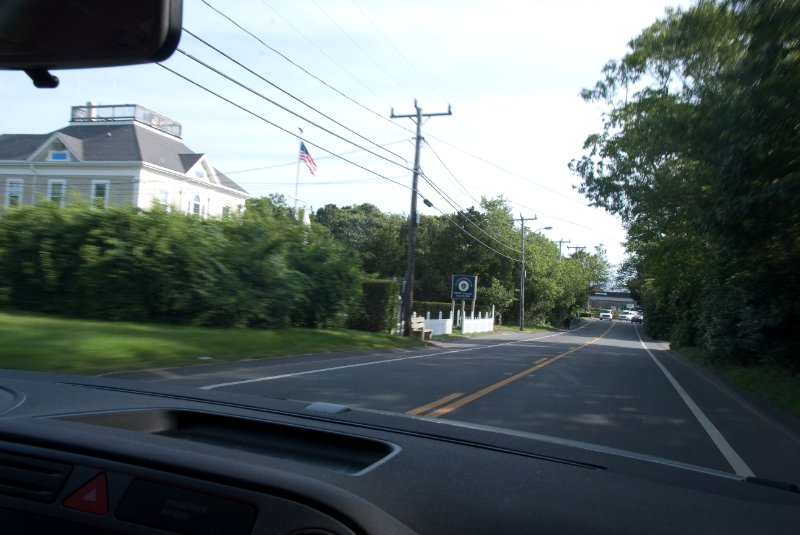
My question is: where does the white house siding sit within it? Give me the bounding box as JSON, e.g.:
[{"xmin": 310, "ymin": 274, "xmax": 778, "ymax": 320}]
[
  {"xmin": 137, "ymin": 166, "xmax": 245, "ymax": 217},
  {"xmin": 1, "ymin": 164, "xmax": 246, "ymax": 216},
  {"xmin": 0, "ymin": 104, "xmax": 249, "ymax": 217}
]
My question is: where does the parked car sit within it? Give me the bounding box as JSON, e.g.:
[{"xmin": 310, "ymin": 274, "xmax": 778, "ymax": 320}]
[
  {"xmin": 631, "ymin": 312, "xmax": 644, "ymax": 324},
  {"xmin": 599, "ymin": 309, "xmax": 613, "ymax": 320}
]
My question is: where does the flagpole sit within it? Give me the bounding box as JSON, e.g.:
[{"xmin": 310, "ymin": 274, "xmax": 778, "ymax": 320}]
[
  {"xmin": 294, "ymin": 128, "xmax": 303, "ymax": 214},
  {"xmin": 294, "ymin": 145, "xmax": 301, "ymax": 214}
]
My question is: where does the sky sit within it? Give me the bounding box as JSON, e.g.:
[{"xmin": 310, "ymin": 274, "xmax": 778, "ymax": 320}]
[{"xmin": 0, "ymin": 0, "xmax": 689, "ymax": 267}]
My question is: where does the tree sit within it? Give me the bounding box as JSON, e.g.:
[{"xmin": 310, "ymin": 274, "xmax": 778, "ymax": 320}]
[
  {"xmin": 570, "ymin": 0, "xmax": 800, "ymax": 367},
  {"xmin": 314, "ymin": 203, "xmax": 405, "ymax": 277}
]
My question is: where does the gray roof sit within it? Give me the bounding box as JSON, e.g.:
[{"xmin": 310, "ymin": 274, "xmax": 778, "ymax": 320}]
[
  {"xmin": 0, "ymin": 134, "xmax": 51, "ymax": 160},
  {"xmin": 0, "ymin": 123, "xmax": 247, "ymax": 194}
]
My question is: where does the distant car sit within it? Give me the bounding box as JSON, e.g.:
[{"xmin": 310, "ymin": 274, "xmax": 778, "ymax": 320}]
[
  {"xmin": 599, "ymin": 309, "xmax": 613, "ymax": 320},
  {"xmin": 631, "ymin": 312, "xmax": 643, "ymax": 324},
  {"xmin": 620, "ymin": 310, "xmax": 636, "ymax": 321}
]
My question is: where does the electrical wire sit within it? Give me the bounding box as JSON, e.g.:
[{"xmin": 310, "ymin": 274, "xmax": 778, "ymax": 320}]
[
  {"xmin": 225, "ymin": 139, "xmax": 411, "ymax": 175},
  {"xmin": 182, "ymin": 29, "xmax": 409, "ymax": 166},
  {"xmin": 348, "ymin": 0, "xmax": 449, "ymax": 103},
  {"xmin": 198, "ymin": 0, "xmax": 415, "ymax": 136},
  {"xmin": 197, "ymin": 0, "xmax": 620, "ymax": 248},
  {"xmin": 157, "ymin": 63, "xmax": 412, "ymax": 192},
  {"xmin": 419, "ymin": 170, "xmax": 521, "ymax": 254},
  {"xmin": 259, "ymin": 0, "xmax": 393, "ymax": 107},
  {"xmin": 423, "ymin": 139, "xmax": 483, "ymax": 206},
  {"xmin": 426, "ymin": 202, "xmax": 521, "ymax": 263},
  {"xmin": 309, "ymin": 0, "xmax": 414, "ymax": 98},
  {"xmin": 424, "ymin": 133, "xmax": 586, "ymax": 206},
  {"xmin": 174, "ymin": 48, "xmax": 412, "ymax": 173},
  {"xmin": 422, "ymin": 138, "xmax": 623, "ymax": 244}
]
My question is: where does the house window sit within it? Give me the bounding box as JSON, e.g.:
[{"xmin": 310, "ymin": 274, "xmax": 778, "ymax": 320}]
[
  {"xmin": 92, "ymin": 180, "xmax": 110, "ymax": 208},
  {"xmin": 222, "ymin": 206, "xmax": 231, "ymax": 217},
  {"xmin": 6, "ymin": 179, "xmax": 23, "ymax": 207},
  {"xmin": 48, "ymin": 180, "xmax": 66, "ymax": 207},
  {"xmin": 192, "ymin": 195, "xmax": 201, "ymax": 215},
  {"xmin": 48, "ymin": 150, "xmax": 69, "ymax": 161},
  {"xmin": 156, "ymin": 189, "xmax": 169, "ymax": 207}
]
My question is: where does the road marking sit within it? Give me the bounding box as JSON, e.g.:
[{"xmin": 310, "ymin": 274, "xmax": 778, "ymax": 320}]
[
  {"xmin": 425, "ymin": 324, "xmax": 615, "ymax": 418},
  {"xmin": 406, "ymin": 392, "xmax": 464, "ymax": 416},
  {"xmin": 635, "ymin": 328, "xmax": 755, "ymax": 477},
  {"xmin": 200, "ymin": 331, "xmax": 569, "ymax": 390},
  {"xmin": 533, "ymin": 357, "xmax": 548, "ymax": 365}
]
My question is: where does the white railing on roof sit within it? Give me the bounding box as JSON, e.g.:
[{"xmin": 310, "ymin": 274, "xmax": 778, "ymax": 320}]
[{"xmin": 70, "ymin": 103, "xmax": 182, "ymax": 138}]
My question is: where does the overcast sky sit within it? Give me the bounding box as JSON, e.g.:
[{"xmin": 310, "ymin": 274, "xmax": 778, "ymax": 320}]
[{"xmin": 0, "ymin": 0, "xmax": 689, "ymax": 266}]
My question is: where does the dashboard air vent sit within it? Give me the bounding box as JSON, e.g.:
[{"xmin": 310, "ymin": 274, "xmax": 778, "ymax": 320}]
[{"xmin": 0, "ymin": 450, "xmax": 73, "ymax": 502}]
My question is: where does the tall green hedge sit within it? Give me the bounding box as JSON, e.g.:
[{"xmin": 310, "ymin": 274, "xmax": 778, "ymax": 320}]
[
  {"xmin": 0, "ymin": 202, "xmax": 362, "ymax": 329},
  {"xmin": 348, "ymin": 279, "xmax": 399, "ymax": 333}
]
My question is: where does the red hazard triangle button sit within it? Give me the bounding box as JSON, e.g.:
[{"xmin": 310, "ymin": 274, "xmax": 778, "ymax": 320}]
[{"xmin": 64, "ymin": 473, "xmax": 108, "ymax": 515}]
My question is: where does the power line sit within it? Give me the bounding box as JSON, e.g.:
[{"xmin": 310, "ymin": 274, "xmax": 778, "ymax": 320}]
[
  {"xmin": 310, "ymin": 0, "xmax": 414, "ymax": 98},
  {"xmin": 348, "ymin": 0, "xmax": 449, "ymax": 102},
  {"xmin": 419, "ymin": 136, "xmax": 625, "ymax": 242},
  {"xmin": 157, "ymin": 63, "xmax": 413, "ymax": 192},
  {"xmin": 238, "ymin": 176, "xmax": 402, "ymax": 188},
  {"xmin": 258, "ymin": 0, "xmax": 392, "ymax": 107},
  {"xmin": 422, "ymin": 139, "xmax": 483, "ymax": 206},
  {"xmin": 419, "ymin": 170, "xmax": 520, "ymax": 254},
  {"xmin": 198, "ymin": 0, "xmax": 415, "ymax": 136},
  {"xmin": 225, "ymin": 139, "xmax": 410, "ymax": 175},
  {"xmin": 192, "ymin": 2, "xmax": 621, "ymax": 248},
  {"xmin": 428, "ymin": 203, "xmax": 521, "ymax": 263},
  {"xmin": 174, "ymin": 48, "xmax": 412, "ymax": 173},
  {"xmin": 424, "ymin": 133, "xmax": 586, "ymax": 206},
  {"xmin": 182, "ymin": 28, "xmax": 409, "ymax": 166}
]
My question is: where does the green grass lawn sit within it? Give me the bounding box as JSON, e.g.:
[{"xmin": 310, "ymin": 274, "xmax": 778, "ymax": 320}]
[
  {"xmin": 674, "ymin": 345, "xmax": 800, "ymax": 418},
  {"xmin": 0, "ymin": 311, "xmax": 423, "ymax": 375}
]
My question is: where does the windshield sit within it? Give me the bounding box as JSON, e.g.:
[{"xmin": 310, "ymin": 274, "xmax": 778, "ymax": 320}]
[{"xmin": 1, "ymin": 0, "xmax": 798, "ymax": 488}]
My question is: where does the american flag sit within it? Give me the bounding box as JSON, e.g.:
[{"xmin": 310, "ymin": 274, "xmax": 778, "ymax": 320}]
[{"xmin": 299, "ymin": 142, "xmax": 317, "ymax": 175}]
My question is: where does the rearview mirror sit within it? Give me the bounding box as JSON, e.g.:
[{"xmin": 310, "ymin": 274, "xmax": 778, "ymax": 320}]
[{"xmin": 0, "ymin": 0, "xmax": 182, "ymax": 88}]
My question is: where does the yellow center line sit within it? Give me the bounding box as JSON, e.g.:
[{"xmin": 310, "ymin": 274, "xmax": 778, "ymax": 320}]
[
  {"xmin": 406, "ymin": 391, "xmax": 464, "ymax": 416},
  {"xmin": 426, "ymin": 323, "xmax": 614, "ymax": 419},
  {"xmin": 533, "ymin": 357, "xmax": 548, "ymax": 365}
]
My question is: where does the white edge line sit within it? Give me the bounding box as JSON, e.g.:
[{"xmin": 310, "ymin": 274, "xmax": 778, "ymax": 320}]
[
  {"xmin": 200, "ymin": 331, "xmax": 566, "ymax": 390},
  {"xmin": 636, "ymin": 327, "xmax": 755, "ymax": 477}
]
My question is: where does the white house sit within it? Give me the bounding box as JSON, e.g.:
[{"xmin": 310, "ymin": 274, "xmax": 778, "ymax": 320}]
[{"xmin": 0, "ymin": 103, "xmax": 248, "ymax": 215}]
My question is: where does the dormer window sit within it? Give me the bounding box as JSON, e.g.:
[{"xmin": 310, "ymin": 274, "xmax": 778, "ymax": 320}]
[{"xmin": 48, "ymin": 150, "xmax": 69, "ymax": 161}]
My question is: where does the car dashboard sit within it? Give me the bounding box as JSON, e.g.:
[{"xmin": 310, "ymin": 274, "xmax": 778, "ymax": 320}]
[{"xmin": 0, "ymin": 370, "xmax": 798, "ymax": 534}]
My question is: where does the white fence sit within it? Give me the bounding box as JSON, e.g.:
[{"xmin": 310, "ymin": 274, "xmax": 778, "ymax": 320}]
[
  {"xmin": 461, "ymin": 305, "xmax": 495, "ymax": 334},
  {"xmin": 420, "ymin": 311, "xmax": 453, "ymax": 336},
  {"xmin": 398, "ymin": 305, "xmax": 495, "ymax": 336}
]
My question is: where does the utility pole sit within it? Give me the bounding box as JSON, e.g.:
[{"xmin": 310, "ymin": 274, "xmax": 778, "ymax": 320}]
[
  {"xmin": 555, "ymin": 238, "xmax": 571, "ymax": 257},
  {"xmin": 566, "ymin": 245, "xmax": 586, "ymax": 255},
  {"xmin": 391, "ymin": 100, "xmax": 452, "ymax": 335},
  {"xmin": 514, "ymin": 214, "xmax": 536, "ymax": 331}
]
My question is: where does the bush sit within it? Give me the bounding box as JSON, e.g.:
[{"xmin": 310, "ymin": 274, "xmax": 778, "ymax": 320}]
[{"xmin": 348, "ymin": 279, "xmax": 399, "ymax": 333}]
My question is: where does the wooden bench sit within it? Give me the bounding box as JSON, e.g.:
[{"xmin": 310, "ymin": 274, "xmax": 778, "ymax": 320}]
[{"xmin": 410, "ymin": 316, "xmax": 433, "ymax": 340}]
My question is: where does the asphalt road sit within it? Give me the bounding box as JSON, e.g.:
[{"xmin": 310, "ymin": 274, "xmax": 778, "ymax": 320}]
[{"xmin": 106, "ymin": 319, "xmax": 800, "ymax": 486}]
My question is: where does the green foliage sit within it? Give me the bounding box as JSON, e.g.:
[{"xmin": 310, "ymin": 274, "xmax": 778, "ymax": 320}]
[
  {"xmin": 314, "ymin": 195, "xmax": 609, "ymax": 329},
  {"xmin": 413, "ymin": 301, "xmax": 453, "ymax": 317},
  {"xmin": 571, "ymin": 0, "xmax": 800, "ymax": 368},
  {"xmin": 0, "ymin": 193, "xmax": 617, "ymax": 335},
  {"xmin": 313, "ymin": 203, "xmax": 405, "ymax": 276},
  {"xmin": 0, "ymin": 198, "xmax": 362, "ymax": 329},
  {"xmin": 348, "ymin": 279, "xmax": 400, "ymax": 333}
]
